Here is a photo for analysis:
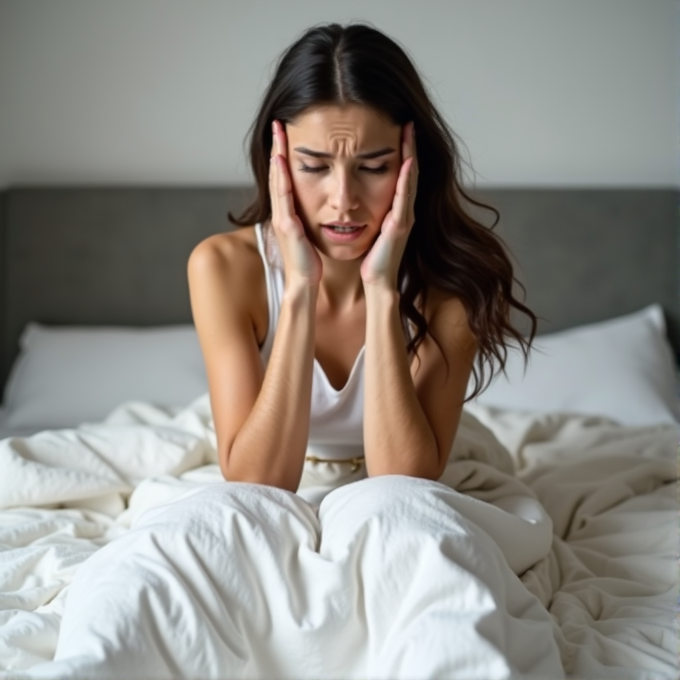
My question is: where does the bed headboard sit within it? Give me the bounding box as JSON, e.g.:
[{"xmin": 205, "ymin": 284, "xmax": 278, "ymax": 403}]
[
  {"xmin": 0, "ymin": 186, "xmax": 678, "ymax": 396},
  {"xmin": 474, "ymin": 188, "xmax": 679, "ymax": 349},
  {"xmin": 0, "ymin": 187, "xmax": 255, "ymax": 393}
]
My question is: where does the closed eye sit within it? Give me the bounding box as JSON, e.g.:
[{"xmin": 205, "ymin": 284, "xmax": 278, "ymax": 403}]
[
  {"xmin": 298, "ymin": 163, "xmax": 390, "ymax": 175},
  {"xmin": 299, "ymin": 164, "xmax": 327, "ymax": 174},
  {"xmin": 361, "ymin": 164, "xmax": 389, "ymax": 174}
]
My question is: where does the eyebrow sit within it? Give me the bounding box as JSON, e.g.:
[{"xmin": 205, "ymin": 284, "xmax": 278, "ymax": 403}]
[{"xmin": 293, "ymin": 146, "xmax": 396, "ymax": 160}]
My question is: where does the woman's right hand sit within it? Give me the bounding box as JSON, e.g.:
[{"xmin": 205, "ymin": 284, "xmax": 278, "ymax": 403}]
[{"xmin": 269, "ymin": 120, "xmax": 323, "ymax": 287}]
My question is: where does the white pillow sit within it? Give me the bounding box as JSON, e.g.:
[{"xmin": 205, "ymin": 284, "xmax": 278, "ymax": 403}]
[
  {"xmin": 473, "ymin": 304, "xmax": 680, "ymax": 428},
  {"xmin": 2, "ymin": 324, "xmax": 208, "ymax": 430}
]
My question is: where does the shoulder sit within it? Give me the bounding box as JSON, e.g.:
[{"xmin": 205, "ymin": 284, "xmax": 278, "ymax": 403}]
[
  {"xmin": 188, "ymin": 226, "xmax": 268, "ymax": 341},
  {"xmin": 421, "ymin": 287, "xmax": 477, "ymax": 354},
  {"xmin": 189, "ymin": 226, "xmax": 260, "ymax": 279},
  {"xmin": 188, "ymin": 226, "xmax": 267, "ymax": 304}
]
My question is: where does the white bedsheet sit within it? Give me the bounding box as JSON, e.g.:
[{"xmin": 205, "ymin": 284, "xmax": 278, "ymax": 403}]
[{"xmin": 0, "ymin": 397, "xmax": 675, "ymax": 679}]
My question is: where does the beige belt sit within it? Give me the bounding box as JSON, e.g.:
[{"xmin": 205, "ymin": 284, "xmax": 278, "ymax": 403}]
[{"xmin": 305, "ymin": 455, "xmax": 365, "ymax": 473}]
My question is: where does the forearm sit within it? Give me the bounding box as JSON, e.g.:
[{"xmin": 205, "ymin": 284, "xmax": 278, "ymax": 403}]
[
  {"xmin": 363, "ymin": 287, "xmax": 440, "ymax": 478},
  {"xmin": 225, "ymin": 284, "xmax": 317, "ymax": 491}
]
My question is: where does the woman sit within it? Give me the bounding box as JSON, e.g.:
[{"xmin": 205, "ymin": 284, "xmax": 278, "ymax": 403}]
[
  {"xmin": 188, "ymin": 22, "xmax": 535, "ymax": 492},
  {"xmin": 31, "ymin": 23, "xmax": 563, "ymax": 680}
]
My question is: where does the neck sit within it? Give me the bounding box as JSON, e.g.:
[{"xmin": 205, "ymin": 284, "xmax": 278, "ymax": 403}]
[{"xmin": 317, "ymin": 253, "xmax": 365, "ymax": 312}]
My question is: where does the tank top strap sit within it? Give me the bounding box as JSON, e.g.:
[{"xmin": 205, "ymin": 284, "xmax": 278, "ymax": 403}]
[{"xmin": 254, "ymin": 222, "xmax": 284, "ymax": 365}]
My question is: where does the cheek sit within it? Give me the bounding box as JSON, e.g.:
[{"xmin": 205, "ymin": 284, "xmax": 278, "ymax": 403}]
[
  {"xmin": 289, "ymin": 174, "xmax": 324, "ymax": 225},
  {"xmin": 290, "ymin": 174, "xmax": 324, "ymax": 207},
  {"xmin": 365, "ymin": 174, "xmax": 399, "ymax": 214}
]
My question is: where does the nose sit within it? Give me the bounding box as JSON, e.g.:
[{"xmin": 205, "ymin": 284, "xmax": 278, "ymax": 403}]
[{"xmin": 328, "ymin": 169, "xmax": 359, "ymax": 213}]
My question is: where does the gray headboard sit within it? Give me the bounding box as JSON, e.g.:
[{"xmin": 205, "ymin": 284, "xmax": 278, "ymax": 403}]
[
  {"xmin": 0, "ymin": 186, "xmax": 678, "ymax": 398},
  {"xmin": 474, "ymin": 188, "xmax": 679, "ymax": 349},
  {"xmin": 0, "ymin": 187, "xmax": 254, "ymax": 393}
]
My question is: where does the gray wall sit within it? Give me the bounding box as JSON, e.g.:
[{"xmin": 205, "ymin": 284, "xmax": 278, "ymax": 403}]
[{"xmin": 0, "ymin": 0, "xmax": 677, "ymax": 188}]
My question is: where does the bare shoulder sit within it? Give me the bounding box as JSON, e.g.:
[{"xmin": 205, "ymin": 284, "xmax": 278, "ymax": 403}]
[
  {"xmin": 188, "ymin": 226, "xmax": 267, "ymax": 342},
  {"xmin": 422, "ymin": 287, "xmax": 477, "ymax": 354},
  {"xmin": 189, "ymin": 226, "xmax": 260, "ymax": 282}
]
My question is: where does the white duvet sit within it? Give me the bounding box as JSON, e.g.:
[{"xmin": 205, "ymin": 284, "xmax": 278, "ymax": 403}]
[{"xmin": 0, "ymin": 397, "xmax": 676, "ymax": 679}]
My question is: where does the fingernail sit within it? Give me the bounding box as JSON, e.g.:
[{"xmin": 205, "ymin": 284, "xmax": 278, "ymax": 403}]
[{"xmin": 272, "ymin": 120, "xmax": 277, "ymax": 136}]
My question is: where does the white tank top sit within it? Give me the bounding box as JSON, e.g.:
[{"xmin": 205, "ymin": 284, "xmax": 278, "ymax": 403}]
[{"xmin": 254, "ymin": 223, "xmax": 365, "ymax": 462}]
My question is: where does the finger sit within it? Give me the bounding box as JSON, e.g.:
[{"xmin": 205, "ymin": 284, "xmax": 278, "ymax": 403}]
[
  {"xmin": 270, "ymin": 120, "xmax": 300, "ymax": 232},
  {"xmin": 271, "ymin": 121, "xmax": 294, "ymax": 224},
  {"xmin": 402, "ymin": 121, "xmax": 415, "ymax": 161},
  {"xmin": 389, "ymin": 156, "xmax": 414, "ymax": 227},
  {"xmin": 402, "ymin": 122, "xmax": 419, "ymax": 184},
  {"xmin": 274, "ymin": 155, "xmax": 291, "ymax": 197},
  {"xmin": 272, "ymin": 119, "xmax": 288, "ymax": 160},
  {"xmin": 401, "ymin": 123, "xmax": 418, "ymax": 219},
  {"xmin": 272, "ymin": 155, "xmax": 299, "ymax": 230},
  {"xmin": 269, "ymin": 122, "xmax": 280, "ymax": 224}
]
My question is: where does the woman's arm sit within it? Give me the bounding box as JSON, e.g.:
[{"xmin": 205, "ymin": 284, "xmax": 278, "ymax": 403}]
[
  {"xmin": 363, "ymin": 288, "xmax": 476, "ymax": 479},
  {"xmin": 188, "ymin": 238, "xmax": 317, "ymax": 491},
  {"xmin": 188, "ymin": 122, "xmax": 322, "ymax": 492},
  {"xmin": 229, "ymin": 282, "xmax": 319, "ymax": 491},
  {"xmin": 361, "ymin": 123, "xmax": 477, "ymax": 479}
]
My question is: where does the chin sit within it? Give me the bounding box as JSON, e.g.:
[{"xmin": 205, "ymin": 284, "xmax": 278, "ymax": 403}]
[{"xmin": 320, "ymin": 244, "xmax": 370, "ymax": 263}]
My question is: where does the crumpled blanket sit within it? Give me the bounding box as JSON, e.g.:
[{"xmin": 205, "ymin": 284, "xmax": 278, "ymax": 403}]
[
  {"xmin": 0, "ymin": 395, "xmax": 675, "ymax": 678},
  {"xmin": 19, "ymin": 476, "xmax": 562, "ymax": 679}
]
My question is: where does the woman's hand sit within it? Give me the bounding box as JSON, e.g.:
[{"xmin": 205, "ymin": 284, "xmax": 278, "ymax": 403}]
[
  {"xmin": 360, "ymin": 122, "xmax": 418, "ymax": 289},
  {"xmin": 270, "ymin": 120, "xmax": 323, "ymax": 287}
]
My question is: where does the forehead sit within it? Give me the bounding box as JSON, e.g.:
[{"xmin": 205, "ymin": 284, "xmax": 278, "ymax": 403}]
[{"xmin": 287, "ymin": 104, "xmax": 400, "ymax": 147}]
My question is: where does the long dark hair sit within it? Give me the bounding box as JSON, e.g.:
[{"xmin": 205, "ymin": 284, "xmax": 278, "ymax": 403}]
[{"xmin": 231, "ymin": 22, "xmax": 537, "ymax": 399}]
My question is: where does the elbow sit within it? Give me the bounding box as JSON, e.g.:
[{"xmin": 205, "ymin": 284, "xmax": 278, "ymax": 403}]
[
  {"xmin": 218, "ymin": 446, "xmax": 300, "ymax": 493},
  {"xmin": 367, "ymin": 446, "xmax": 445, "ymax": 481},
  {"xmin": 368, "ymin": 465, "xmax": 442, "ymax": 482},
  {"xmin": 217, "ymin": 443, "xmax": 232, "ymax": 481}
]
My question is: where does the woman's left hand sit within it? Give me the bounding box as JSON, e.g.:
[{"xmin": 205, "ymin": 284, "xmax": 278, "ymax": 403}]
[{"xmin": 360, "ymin": 122, "xmax": 418, "ymax": 289}]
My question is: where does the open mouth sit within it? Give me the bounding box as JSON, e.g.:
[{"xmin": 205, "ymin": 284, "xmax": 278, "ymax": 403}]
[
  {"xmin": 320, "ymin": 223, "xmax": 367, "ymax": 243},
  {"xmin": 326, "ymin": 225, "xmax": 363, "ymax": 233}
]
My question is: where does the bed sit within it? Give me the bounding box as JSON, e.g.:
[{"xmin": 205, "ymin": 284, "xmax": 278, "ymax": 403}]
[{"xmin": 0, "ymin": 186, "xmax": 677, "ymax": 679}]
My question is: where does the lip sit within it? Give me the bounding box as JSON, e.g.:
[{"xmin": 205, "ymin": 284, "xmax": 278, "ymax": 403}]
[
  {"xmin": 321, "ymin": 221, "xmax": 365, "ymax": 228},
  {"xmin": 321, "ymin": 223, "xmax": 367, "ymax": 243}
]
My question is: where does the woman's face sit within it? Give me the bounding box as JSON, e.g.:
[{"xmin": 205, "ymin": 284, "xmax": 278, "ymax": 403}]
[{"xmin": 284, "ymin": 104, "xmax": 402, "ymax": 261}]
